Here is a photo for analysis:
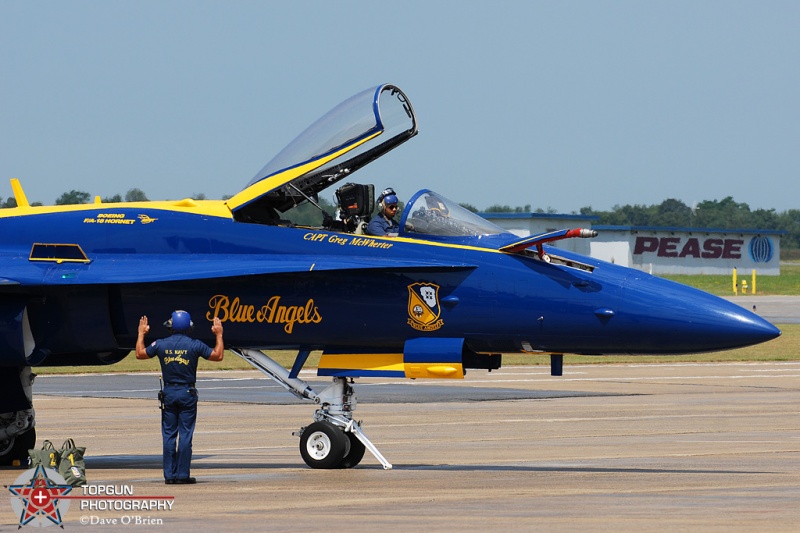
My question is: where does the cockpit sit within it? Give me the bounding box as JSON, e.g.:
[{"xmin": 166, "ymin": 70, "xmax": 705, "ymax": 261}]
[
  {"xmin": 327, "ymin": 185, "xmax": 514, "ymax": 248},
  {"xmin": 224, "ymin": 84, "xmax": 518, "ymax": 249},
  {"xmin": 226, "ymin": 84, "xmax": 417, "ymax": 226}
]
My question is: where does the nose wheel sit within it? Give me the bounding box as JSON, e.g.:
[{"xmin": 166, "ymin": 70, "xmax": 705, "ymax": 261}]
[
  {"xmin": 299, "ymin": 421, "xmax": 348, "ymax": 469},
  {"xmin": 338, "ymin": 432, "xmax": 366, "ymax": 469},
  {"xmin": 298, "ymin": 421, "xmax": 369, "ymax": 469}
]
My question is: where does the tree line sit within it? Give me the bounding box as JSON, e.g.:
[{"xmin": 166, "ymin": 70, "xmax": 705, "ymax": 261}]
[
  {"xmin": 478, "ymin": 196, "xmax": 800, "ymax": 254},
  {"xmin": 3, "ymin": 189, "xmax": 799, "ymax": 253}
]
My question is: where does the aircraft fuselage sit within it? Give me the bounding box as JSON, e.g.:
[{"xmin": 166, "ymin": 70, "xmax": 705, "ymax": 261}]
[{"xmin": 0, "ymin": 205, "xmax": 780, "ymax": 368}]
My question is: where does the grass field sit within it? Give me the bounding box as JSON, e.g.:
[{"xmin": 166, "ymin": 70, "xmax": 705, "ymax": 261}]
[{"xmin": 662, "ymin": 263, "xmax": 800, "ymax": 296}]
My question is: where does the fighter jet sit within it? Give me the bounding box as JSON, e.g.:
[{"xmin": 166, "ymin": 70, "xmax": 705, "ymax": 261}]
[{"xmin": 0, "ymin": 84, "xmax": 780, "ymax": 469}]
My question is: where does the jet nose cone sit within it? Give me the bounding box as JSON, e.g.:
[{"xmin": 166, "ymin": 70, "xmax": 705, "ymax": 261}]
[
  {"xmin": 622, "ymin": 276, "xmax": 781, "ymax": 353},
  {"xmin": 714, "ymin": 307, "xmax": 782, "ymax": 348}
]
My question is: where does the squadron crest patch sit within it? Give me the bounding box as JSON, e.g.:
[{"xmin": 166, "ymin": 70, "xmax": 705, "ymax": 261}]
[{"xmin": 407, "ymin": 282, "xmax": 444, "ymax": 331}]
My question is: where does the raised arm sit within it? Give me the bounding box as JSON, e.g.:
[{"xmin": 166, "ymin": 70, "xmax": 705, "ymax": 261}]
[
  {"xmin": 135, "ymin": 316, "xmax": 151, "ymax": 359},
  {"xmin": 208, "ymin": 317, "xmax": 224, "ymax": 361}
]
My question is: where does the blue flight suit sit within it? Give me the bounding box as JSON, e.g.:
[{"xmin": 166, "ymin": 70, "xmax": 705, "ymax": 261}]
[
  {"xmin": 366, "ymin": 215, "xmax": 399, "ymax": 236},
  {"xmin": 145, "ymin": 333, "xmax": 213, "ymax": 482}
]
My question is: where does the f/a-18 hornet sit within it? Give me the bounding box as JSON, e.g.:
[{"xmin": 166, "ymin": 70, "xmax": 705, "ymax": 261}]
[{"xmin": 0, "ymin": 84, "xmax": 780, "ymax": 469}]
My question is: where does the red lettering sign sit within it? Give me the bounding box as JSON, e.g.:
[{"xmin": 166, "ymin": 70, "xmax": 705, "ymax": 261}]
[
  {"xmin": 633, "ymin": 236, "xmax": 744, "ymax": 260},
  {"xmin": 633, "ymin": 237, "xmax": 658, "ymax": 255},
  {"xmin": 722, "ymin": 239, "xmax": 743, "ymax": 259},
  {"xmin": 678, "ymin": 238, "xmax": 700, "ymax": 258},
  {"xmin": 658, "ymin": 237, "xmax": 680, "ymax": 258},
  {"xmin": 701, "ymin": 239, "xmax": 722, "ymax": 259}
]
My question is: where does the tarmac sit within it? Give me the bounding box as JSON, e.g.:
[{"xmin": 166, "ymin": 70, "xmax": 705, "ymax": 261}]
[
  {"xmin": 2, "ymin": 295, "xmax": 797, "ymax": 532},
  {"xmin": 3, "ymin": 361, "xmax": 799, "ymax": 532},
  {"xmin": 725, "ymin": 294, "xmax": 800, "ymax": 324}
]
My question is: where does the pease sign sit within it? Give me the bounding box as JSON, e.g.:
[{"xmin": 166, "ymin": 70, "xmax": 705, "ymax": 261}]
[{"xmin": 633, "ymin": 236, "xmax": 744, "ymax": 259}]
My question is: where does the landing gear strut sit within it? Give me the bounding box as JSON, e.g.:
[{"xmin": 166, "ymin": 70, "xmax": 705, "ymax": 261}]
[{"xmin": 230, "ymin": 348, "xmax": 392, "ymax": 470}]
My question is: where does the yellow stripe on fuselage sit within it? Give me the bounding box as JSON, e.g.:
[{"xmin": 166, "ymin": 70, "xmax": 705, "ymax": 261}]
[
  {"xmin": 319, "ymin": 352, "xmax": 405, "ymax": 373},
  {"xmin": 350, "ymin": 233, "xmax": 507, "ymax": 255},
  {"xmin": 0, "ymin": 198, "xmax": 234, "ymax": 219},
  {"xmin": 1, "ymin": 178, "xmax": 512, "ymax": 261},
  {"xmin": 318, "ymin": 352, "xmax": 465, "ymax": 379}
]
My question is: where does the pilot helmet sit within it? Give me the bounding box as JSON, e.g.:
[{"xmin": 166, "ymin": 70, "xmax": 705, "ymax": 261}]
[
  {"xmin": 164, "ymin": 310, "xmax": 193, "ymax": 332},
  {"xmin": 377, "ymin": 187, "xmax": 398, "ymax": 215}
]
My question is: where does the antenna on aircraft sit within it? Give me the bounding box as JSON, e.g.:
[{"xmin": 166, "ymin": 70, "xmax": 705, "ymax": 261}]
[{"xmin": 10, "ymin": 178, "xmax": 29, "ymax": 208}]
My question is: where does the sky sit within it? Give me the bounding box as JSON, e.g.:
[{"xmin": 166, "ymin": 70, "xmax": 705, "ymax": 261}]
[{"xmin": 2, "ymin": 1, "xmax": 798, "ymax": 214}]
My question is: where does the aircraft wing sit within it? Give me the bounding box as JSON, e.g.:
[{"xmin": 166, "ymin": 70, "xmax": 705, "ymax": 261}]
[{"xmin": 0, "ymin": 254, "xmax": 476, "ymax": 286}]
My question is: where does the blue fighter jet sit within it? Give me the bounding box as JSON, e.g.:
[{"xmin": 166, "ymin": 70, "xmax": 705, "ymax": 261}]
[{"xmin": 0, "ymin": 84, "xmax": 780, "ymax": 469}]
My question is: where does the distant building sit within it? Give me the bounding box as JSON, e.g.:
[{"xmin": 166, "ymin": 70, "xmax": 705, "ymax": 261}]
[
  {"xmin": 591, "ymin": 226, "xmax": 783, "ymax": 275},
  {"xmin": 481, "ymin": 213, "xmax": 784, "ymax": 275},
  {"xmin": 480, "ymin": 213, "xmax": 598, "ymax": 255}
]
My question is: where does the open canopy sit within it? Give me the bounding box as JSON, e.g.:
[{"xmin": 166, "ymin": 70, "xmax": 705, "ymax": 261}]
[{"xmin": 227, "ymin": 84, "xmax": 417, "ymax": 222}]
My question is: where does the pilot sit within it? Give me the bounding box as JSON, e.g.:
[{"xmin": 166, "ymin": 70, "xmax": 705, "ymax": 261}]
[
  {"xmin": 366, "ymin": 187, "xmax": 400, "ymax": 236},
  {"xmin": 135, "ymin": 310, "xmax": 224, "ymax": 485}
]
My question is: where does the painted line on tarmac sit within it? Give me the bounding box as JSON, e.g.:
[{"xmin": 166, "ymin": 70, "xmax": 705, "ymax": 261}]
[{"xmin": 362, "ymin": 374, "xmax": 800, "ymax": 386}]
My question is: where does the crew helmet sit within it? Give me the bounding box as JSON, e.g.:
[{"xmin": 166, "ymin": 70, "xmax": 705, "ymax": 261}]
[
  {"xmin": 377, "ymin": 187, "xmax": 398, "ymax": 215},
  {"xmin": 165, "ymin": 310, "xmax": 193, "ymax": 332}
]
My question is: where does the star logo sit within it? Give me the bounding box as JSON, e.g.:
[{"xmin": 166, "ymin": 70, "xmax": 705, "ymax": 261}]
[{"xmin": 7, "ymin": 465, "xmax": 73, "ymax": 528}]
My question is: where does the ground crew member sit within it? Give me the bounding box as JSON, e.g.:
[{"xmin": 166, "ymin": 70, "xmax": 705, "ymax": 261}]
[{"xmin": 135, "ymin": 310, "xmax": 224, "ymax": 484}]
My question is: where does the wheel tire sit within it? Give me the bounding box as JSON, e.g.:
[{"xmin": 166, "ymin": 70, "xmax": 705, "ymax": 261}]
[
  {"xmin": 299, "ymin": 422, "xmax": 347, "ymax": 469},
  {"xmin": 0, "ymin": 427, "xmax": 36, "ymax": 466},
  {"xmin": 337, "ymin": 432, "xmax": 366, "ymax": 469}
]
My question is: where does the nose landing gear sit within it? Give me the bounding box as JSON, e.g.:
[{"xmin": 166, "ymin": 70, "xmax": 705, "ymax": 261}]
[{"xmin": 231, "ymin": 348, "xmax": 392, "ymax": 470}]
